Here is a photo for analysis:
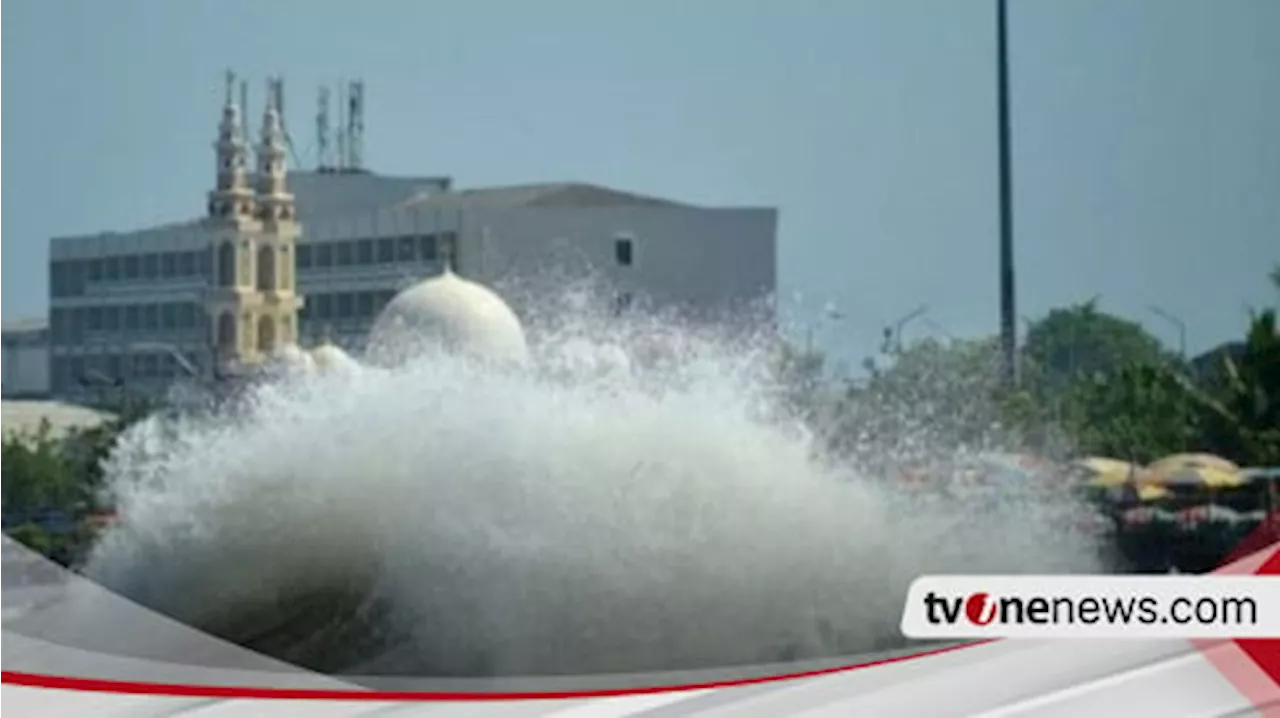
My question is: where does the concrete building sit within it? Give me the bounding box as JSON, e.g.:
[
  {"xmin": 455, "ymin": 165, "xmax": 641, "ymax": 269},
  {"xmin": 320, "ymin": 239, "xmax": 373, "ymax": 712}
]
[
  {"xmin": 2, "ymin": 319, "xmax": 51, "ymax": 398},
  {"xmin": 43, "ymin": 76, "xmax": 777, "ymax": 399}
]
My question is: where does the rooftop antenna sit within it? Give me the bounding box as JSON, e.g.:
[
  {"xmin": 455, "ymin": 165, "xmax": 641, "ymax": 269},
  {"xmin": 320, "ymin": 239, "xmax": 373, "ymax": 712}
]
[
  {"xmin": 239, "ymin": 78, "xmax": 249, "ymax": 138},
  {"xmin": 347, "ymin": 80, "xmax": 365, "ymax": 171},
  {"xmin": 316, "ymin": 86, "xmax": 331, "ymax": 171},
  {"xmin": 272, "ymin": 77, "xmax": 301, "ymax": 168},
  {"xmin": 336, "ymin": 82, "xmax": 348, "ymax": 171}
]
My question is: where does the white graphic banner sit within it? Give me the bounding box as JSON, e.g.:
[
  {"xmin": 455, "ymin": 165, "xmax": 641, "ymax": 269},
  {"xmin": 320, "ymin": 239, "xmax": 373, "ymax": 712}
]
[{"xmin": 901, "ymin": 575, "xmax": 1280, "ymax": 639}]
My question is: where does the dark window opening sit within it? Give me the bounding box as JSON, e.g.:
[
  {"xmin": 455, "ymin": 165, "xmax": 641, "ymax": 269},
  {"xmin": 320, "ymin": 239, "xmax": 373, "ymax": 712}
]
[
  {"xmin": 615, "ymin": 237, "xmax": 634, "ymax": 267},
  {"xmin": 336, "ymin": 241, "xmax": 354, "ymax": 266},
  {"xmin": 377, "ymin": 238, "xmax": 395, "ymax": 263},
  {"xmin": 398, "ymin": 236, "xmax": 418, "ymax": 262}
]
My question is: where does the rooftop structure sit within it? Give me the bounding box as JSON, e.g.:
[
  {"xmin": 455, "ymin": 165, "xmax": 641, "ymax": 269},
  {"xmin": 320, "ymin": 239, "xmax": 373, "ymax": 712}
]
[{"xmin": 38, "ymin": 73, "xmax": 777, "ymax": 400}]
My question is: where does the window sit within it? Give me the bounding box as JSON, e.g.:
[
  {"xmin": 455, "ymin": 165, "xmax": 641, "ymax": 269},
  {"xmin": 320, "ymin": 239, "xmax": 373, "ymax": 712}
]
[
  {"xmin": 336, "ymin": 241, "xmax": 353, "ymax": 266},
  {"xmin": 218, "ymin": 242, "xmax": 236, "ymax": 287},
  {"xmin": 316, "ymin": 243, "xmax": 333, "ymax": 268},
  {"xmin": 420, "ymin": 234, "xmax": 438, "ymax": 260},
  {"xmin": 50, "ymin": 309, "xmax": 67, "ymax": 345},
  {"xmin": 69, "ymin": 357, "xmax": 86, "ymax": 383},
  {"xmin": 143, "ymin": 304, "xmax": 159, "ymax": 330},
  {"xmin": 86, "ymin": 306, "xmax": 102, "ymax": 331},
  {"xmin": 142, "ymin": 253, "xmax": 159, "ymax": 279},
  {"xmin": 87, "ymin": 259, "xmax": 103, "ymax": 282},
  {"xmin": 257, "ymin": 246, "xmax": 276, "ymax": 291},
  {"xmin": 68, "ymin": 309, "xmax": 85, "ymax": 343},
  {"xmin": 104, "ymin": 306, "xmax": 120, "ymax": 331},
  {"xmin": 124, "ymin": 305, "xmax": 140, "ymax": 330},
  {"xmin": 161, "ymin": 253, "xmax": 177, "ymax": 278},
  {"xmin": 161, "ymin": 303, "xmax": 178, "ymax": 329},
  {"xmin": 377, "ymin": 237, "xmax": 395, "ymax": 263},
  {"xmin": 179, "ymin": 251, "xmax": 195, "ymax": 276},
  {"xmin": 615, "ymin": 237, "xmax": 634, "ymax": 267},
  {"xmin": 180, "ymin": 303, "xmax": 197, "ymax": 328},
  {"xmin": 357, "ymin": 291, "xmax": 374, "ymax": 317},
  {"xmin": 315, "ymin": 293, "xmax": 332, "ymax": 319},
  {"xmin": 297, "ymin": 245, "xmax": 312, "ymax": 269},
  {"xmin": 50, "ymin": 263, "xmax": 64, "ymax": 297},
  {"xmin": 123, "ymin": 254, "xmax": 141, "ymax": 280},
  {"xmin": 336, "ymin": 292, "xmax": 354, "ymax": 318},
  {"xmin": 104, "ymin": 256, "xmax": 121, "ymax": 281},
  {"xmin": 197, "ymin": 249, "xmax": 212, "ymax": 278},
  {"xmin": 357, "ymin": 239, "xmax": 374, "ymax": 264},
  {"xmin": 398, "ymin": 236, "xmax": 418, "ymax": 262}
]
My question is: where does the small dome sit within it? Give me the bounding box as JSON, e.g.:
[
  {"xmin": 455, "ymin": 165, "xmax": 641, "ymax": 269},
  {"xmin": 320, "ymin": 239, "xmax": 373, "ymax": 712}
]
[
  {"xmin": 309, "ymin": 342, "xmax": 357, "ymax": 375},
  {"xmin": 367, "ymin": 268, "xmax": 530, "ymax": 367},
  {"xmin": 272, "ymin": 343, "xmax": 313, "ymax": 367}
]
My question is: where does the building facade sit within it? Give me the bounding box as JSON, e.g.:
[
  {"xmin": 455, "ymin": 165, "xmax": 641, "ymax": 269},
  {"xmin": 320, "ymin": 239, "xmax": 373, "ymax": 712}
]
[
  {"xmin": 2, "ymin": 319, "xmax": 51, "ymax": 398},
  {"xmin": 44, "ymin": 87, "xmax": 777, "ymax": 400}
]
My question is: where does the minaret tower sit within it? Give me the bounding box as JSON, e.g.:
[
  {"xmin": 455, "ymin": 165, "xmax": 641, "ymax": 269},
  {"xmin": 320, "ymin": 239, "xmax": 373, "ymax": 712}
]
[
  {"xmin": 203, "ymin": 70, "xmax": 263, "ymax": 375},
  {"xmin": 252, "ymin": 77, "xmax": 304, "ymax": 356}
]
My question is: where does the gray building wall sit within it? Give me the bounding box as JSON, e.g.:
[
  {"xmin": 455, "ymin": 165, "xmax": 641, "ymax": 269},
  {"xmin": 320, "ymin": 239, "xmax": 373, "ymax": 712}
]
[
  {"xmin": 2, "ymin": 321, "xmax": 51, "ymax": 398},
  {"xmin": 44, "ymin": 178, "xmax": 777, "ymax": 399}
]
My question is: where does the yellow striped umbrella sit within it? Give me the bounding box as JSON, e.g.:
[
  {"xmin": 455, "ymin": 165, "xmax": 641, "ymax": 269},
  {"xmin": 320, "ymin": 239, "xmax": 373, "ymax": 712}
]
[
  {"xmin": 1147, "ymin": 453, "xmax": 1240, "ymax": 476},
  {"xmin": 1140, "ymin": 464, "xmax": 1246, "ymax": 490},
  {"xmin": 1073, "ymin": 457, "xmax": 1141, "ymax": 488}
]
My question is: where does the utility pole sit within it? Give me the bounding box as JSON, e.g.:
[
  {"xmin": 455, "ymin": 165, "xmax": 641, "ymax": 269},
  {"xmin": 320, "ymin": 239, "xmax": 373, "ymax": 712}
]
[
  {"xmin": 996, "ymin": 0, "xmax": 1019, "ymax": 388},
  {"xmin": 1148, "ymin": 305, "xmax": 1187, "ymax": 359}
]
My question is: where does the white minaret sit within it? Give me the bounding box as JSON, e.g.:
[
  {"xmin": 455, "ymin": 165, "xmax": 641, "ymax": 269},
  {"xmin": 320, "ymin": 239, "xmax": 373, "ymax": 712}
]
[
  {"xmin": 203, "ymin": 70, "xmax": 262, "ymax": 375},
  {"xmin": 252, "ymin": 78, "xmax": 304, "ymax": 355},
  {"xmin": 206, "ymin": 70, "xmax": 256, "ymax": 223}
]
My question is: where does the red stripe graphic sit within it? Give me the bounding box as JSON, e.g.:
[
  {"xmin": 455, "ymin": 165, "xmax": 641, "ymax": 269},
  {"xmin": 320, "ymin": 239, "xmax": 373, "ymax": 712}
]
[{"xmin": 0, "ymin": 641, "xmax": 987, "ymax": 701}]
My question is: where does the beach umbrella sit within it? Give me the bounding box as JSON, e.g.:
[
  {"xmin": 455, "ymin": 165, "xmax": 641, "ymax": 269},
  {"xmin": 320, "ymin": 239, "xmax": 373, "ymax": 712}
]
[
  {"xmin": 1147, "ymin": 453, "xmax": 1239, "ymax": 476},
  {"xmin": 1136, "ymin": 484, "xmax": 1170, "ymax": 502},
  {"xmin": 1141, "ymin": 464, "xmax": 1246, "ymax": 490},
  {"xmin": 1073, "ymin": 457, "xmax": 1141, "ymax": 488}
]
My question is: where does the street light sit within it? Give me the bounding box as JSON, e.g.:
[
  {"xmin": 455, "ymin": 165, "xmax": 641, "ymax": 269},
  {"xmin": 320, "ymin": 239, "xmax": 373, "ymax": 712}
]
[
  {"xmin": 996, "ymin": 0, "xmax": 1019, "ymax": 388},
  {"xmin": 883, "ymin": 304, "xmax": 929, "ymax": 354},
  {"xmin": 805, "ymin": 301, "xmax": 846, "ymax": 354},
  {"xmin": 1147, "ymin": 305, "xmax": 1187, "ymax": 358}
]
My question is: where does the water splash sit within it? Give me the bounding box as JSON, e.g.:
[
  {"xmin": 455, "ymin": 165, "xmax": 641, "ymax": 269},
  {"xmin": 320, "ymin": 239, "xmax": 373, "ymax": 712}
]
[{"xmin": 83, "ymin": 286, "xmax": 1103, "ymax": 677}]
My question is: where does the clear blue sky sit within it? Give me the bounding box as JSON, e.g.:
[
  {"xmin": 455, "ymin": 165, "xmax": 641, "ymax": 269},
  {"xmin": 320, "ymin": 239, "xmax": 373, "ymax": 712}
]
[{"xmin": 3, "ymin": 0, "xmax": 1277, "ymax": 363}]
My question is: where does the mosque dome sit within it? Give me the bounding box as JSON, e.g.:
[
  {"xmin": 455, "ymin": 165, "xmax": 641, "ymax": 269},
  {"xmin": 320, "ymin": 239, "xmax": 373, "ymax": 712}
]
[
  {"xmin": 309, "ymin": 341, "xmax": 357, "ymax": 375},
  {"xmin": 271, "ymin": 344, "xmax": 314, "ymax": 372},
  {"xmin": 367, "ymin": 267, "xmax": 530, "ymax": 367}
]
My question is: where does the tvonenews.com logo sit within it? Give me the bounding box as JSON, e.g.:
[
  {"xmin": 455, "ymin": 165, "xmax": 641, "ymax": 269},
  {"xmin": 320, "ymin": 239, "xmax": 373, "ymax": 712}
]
[
  {"xmin": 922, "ymin": 591, "xmax": 1255, "ymax": 627},
  {"xmin": 900, "ymin": 576, "xmax": 1280, "ymax": 639}
]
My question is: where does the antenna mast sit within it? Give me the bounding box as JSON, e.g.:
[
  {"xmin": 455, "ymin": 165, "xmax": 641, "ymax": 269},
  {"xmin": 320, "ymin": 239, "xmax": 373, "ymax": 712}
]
[
  {"xmin": 316, "ymin": 86, "xmax": 331, "ymax": 171},
  {"xmin": 347, "ymin": 80, "xmax": 365, "ymax": 172},
  {"xmin": 336, "ymin": 83, "xmax": 348, "ymax": 171}
]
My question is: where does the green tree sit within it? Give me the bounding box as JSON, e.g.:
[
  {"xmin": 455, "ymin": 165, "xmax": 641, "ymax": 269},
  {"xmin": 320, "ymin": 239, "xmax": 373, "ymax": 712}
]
[
  {"xmin": 1183, "ymin": 308, "xmax": 1280, "ymax": 466},
  {"xmin": 1059, "ymin": 362, "xmax": 1200, "ymax": 464},
  {"xmin": 1023, "ymin": 300, "xmax": 1172, "ymax": 396}
]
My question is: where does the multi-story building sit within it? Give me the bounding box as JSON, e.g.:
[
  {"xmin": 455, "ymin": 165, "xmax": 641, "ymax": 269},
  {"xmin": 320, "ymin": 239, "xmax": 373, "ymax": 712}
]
[
  {"xmin": 2, "ymin": 318, "xmax": 51, "ymax": 399},
  {"xmin": 45, "ymin": 82, "xmax": 777, "ymax": 400}
]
